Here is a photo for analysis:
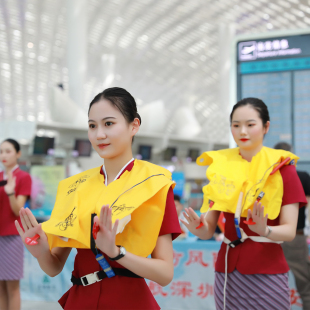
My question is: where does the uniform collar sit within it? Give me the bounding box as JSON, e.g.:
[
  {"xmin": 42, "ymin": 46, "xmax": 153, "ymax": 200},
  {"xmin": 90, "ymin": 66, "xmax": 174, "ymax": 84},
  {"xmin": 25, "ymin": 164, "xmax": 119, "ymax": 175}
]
[
  {"xmin": 3, "ymin": 164, "xmax": 19, "ymax": 179},
  {"xmin": 101, "ymin": 158, "xmax": 135, "ymax": 186}
]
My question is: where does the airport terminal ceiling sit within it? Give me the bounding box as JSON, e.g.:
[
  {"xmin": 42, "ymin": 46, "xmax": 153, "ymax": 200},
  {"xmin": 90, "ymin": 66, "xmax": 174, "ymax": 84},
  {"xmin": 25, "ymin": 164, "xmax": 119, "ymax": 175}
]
[{"xmin": 0, "ymin": 0, "xmax": 310, "ymax": 144}]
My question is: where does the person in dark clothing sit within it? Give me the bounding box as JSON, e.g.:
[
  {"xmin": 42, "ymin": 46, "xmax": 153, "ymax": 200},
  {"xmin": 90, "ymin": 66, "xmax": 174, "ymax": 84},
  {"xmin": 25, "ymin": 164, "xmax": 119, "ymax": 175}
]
[{"xmin": 274, "ymin": 142, "xmax": 310, "ymax": 310}]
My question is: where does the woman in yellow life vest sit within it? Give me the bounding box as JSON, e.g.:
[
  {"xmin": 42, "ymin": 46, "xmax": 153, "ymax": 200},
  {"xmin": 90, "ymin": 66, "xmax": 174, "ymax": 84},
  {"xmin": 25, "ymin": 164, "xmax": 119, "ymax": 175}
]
[
  {"xmin": 15, "ymin": 87, "xmax": 181, "ymax": 310},
  {"xmin": 181, "ymin": 98, "xmax": 307, "ymax": 310}
]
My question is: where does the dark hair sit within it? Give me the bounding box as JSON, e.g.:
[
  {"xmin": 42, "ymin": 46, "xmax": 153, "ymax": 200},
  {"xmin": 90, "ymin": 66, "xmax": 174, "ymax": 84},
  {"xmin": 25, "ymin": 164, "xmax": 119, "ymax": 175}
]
[
  {"xmin": 230, "ymin": 98, "xmax": 270, "ymax": 127},
  {"xmin": 2, "ymin": 138, "xmax": 20, "ymax": 153},
  {"xmin": 88, "ymin": 87, "xmax": 141, "ymax": 125},
  {"xmin": 274, "ymin": 142, "xmax": 292, "ymax": 152},
  {"xmin": 174, "ymin": 194, "xmax": 181, "ymax": 202}
]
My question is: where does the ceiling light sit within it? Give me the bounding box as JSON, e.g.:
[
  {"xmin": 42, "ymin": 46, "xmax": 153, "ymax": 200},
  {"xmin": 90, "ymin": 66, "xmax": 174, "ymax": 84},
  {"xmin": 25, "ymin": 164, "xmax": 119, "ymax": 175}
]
[
  {"xmin": 37, "ymin": 113, "xmax": 45, "ymax": 121},
  {"xmin": 14, "ymin": 51, "xmax": 23, "ymax": 58},
  {"xmin": 304, "ymin": 17, "xmax": 310, "ymax": 24},
  {"xmin": 1, "ymin": 71, "xmax": 11, "ymax": 78},
  {"xmin": 36, "ymin": 129, "xmax": 45, "ymax": 137},
  {"xmin": 1, "ymin": 63, "xmax": 10, "ymax": 70},
  {"xmin": 136, "ymin": 98, "xmax": 143, "ymax": 106},
  {"xmin": 138, "ymin": 35, "xmax": 148, "ymax": 42},
  {"xmin": 27, "ymin": 115, "xmax": 36, "ymax": 122},
  {"xmin": 267, "ymin": 23, "xmax": 273, "ymax": 29},
  {"xmin": 115, "ymin": 17, "xmax": 124, "ymax": 25},
  {"xmin": 189, "ymin": 61, "xmax": 197, "ymax": 68}
]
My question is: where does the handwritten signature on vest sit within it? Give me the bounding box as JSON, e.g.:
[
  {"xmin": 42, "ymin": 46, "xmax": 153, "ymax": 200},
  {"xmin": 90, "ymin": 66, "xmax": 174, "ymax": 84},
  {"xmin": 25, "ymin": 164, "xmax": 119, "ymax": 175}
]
[
  {"xmin": 55, "ymin": 207, "xmax": 77, "ymax": 231},
  {"xmin": 66, "ymin": 175, "xmax": 90, "ymax": 196}
]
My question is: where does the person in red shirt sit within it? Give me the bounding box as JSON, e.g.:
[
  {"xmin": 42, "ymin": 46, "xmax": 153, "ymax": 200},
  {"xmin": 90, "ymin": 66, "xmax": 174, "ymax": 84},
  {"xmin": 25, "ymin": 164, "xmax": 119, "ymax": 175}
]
[
  {"xmin": 15, "ymin": 87, "xmax": 181, "ymax": 310},
  {"xmin": 181, "ymin": 98, "xmax": 307, "ymax": 310},
  {"xmin": 0, "ymin": 138, "xmax": 32, "ymax": 310},
  {"xmin": 274, "ymin": 141, "xmax": 310, "ymax": 309}
]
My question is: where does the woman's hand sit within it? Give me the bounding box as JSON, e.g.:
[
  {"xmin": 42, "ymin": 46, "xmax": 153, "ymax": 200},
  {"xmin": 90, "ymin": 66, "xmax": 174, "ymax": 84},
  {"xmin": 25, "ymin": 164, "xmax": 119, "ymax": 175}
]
[
  {"xmin": 4, "ymin": 171, "xmax": 16, "ymax": 195},
  {"xmin": 94, "ymin": 205, "xmax": 119, "ymax": 258},
  {"xmin": 15, "ymin": 208, "xmax": 50, "ymax": 258},
  {"xmin": 180, "ymin": 207, "xmax": 208, "ymax": 238},
  {"xmin": 246, "ymin": 201, "xmax": 269, "ymax": 236}
]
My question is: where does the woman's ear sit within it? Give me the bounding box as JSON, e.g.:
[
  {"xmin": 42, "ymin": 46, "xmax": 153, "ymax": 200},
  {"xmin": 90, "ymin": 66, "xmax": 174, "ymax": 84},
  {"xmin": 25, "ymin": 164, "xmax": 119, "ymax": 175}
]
[
  {"xmin": 264, "ymin": 121, "xmax": 270, "ymax": 135},
  {"xmin": 16, "ymin": 150, "xmax": 21, "ymax": 160},
  {"xmin": 131, "ymin": 118, "xmax": 140, "ymax": 137}
]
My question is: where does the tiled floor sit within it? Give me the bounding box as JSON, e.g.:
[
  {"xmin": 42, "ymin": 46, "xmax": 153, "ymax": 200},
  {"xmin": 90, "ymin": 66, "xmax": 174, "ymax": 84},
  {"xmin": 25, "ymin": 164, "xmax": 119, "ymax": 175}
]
[{"xmin": 22, "ymin": 301, "xmax": 62, "ymax": 310}]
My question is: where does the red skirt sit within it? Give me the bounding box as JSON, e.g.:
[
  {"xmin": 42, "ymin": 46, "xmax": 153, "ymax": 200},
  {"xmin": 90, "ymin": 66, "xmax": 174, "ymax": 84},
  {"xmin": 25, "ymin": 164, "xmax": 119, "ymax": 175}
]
[{"xmin": 59, "ymin": 249, "xmax": 160, "ymax": 310}]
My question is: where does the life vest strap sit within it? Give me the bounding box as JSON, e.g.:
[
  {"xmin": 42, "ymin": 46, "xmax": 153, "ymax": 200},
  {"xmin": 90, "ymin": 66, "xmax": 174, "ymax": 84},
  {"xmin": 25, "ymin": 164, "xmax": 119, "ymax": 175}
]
[
  {"xmin": 90, "ymin": 213, "xmax": 97, "ymax": 255},
  {"xmin": 225, "ymin": 238, "xmax": 243, "ymax": 248},
  {"xmin": 71, "ymin": 268, "xmax": 142, "ymax": 286},
  {"xmin": 223, "ymin": 229, "xmax": 283, "ymax": 247}
]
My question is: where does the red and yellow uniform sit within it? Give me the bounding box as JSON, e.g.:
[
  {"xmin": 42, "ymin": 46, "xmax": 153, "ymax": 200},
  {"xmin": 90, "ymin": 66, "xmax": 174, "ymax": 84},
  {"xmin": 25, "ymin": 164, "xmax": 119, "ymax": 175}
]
[
  {"xmin": 197, "ymin": 147, "xmax": 307, "ymax": 309},
  {"xmin": 42, "ymin": 159, "xmax": 181, "ymax": 310}
]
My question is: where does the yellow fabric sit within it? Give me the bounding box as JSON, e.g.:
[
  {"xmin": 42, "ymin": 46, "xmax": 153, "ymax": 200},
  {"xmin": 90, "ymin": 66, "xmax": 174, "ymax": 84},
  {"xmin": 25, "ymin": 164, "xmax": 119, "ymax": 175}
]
[
  {"xmin": 42, "ymin": 160, "xmax": 174, "ymax": 257},
  {"xmin": 196, "ymin": 147, "xmax": 299, "ymax": 219}
]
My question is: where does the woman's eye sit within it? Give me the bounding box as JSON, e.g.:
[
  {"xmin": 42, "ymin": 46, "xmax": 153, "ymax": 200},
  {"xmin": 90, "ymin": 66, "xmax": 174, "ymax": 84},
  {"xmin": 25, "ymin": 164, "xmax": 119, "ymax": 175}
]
[
  {"xmin": 233, "ymin": 125, "xmax": 239, "ymax": 128},
  {"xmin": 248, "ymin": 124, "xmax": 254, "ymax": 127},
  {"xmin": 89, "ymin": 124, "xmax": 96, "ymax": 129},
  {"xmin": 105, "ymin": 122, "xmax": 113, "ymax": 126}
]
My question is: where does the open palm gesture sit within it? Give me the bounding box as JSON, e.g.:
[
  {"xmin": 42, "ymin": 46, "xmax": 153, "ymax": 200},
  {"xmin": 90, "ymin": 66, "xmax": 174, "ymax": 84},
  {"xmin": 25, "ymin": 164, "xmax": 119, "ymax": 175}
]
[
  {"xmin": 15, "ymin": 208, "xmax": 49, "ymax": 258},
  {"xmin": 93, "ymin": 205, "xmax": 119, "ymax": 258},
  {"xmin": 246, "ymin": 201, "xmax": 268, "ymax": 236},
  {"xmin": 180, "ymin": 207, "xmax": 208, "ymax": 239}
]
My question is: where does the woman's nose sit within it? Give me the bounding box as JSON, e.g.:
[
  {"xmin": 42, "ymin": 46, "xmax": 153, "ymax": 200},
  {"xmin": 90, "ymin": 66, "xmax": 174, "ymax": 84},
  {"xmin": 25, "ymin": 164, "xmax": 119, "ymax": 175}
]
[
  {"xmin": 96, "ymin": 126, "xmax": 107, "ymax": 139},
  {"xmin": 240, "ymin": 126, "xmax": 247, "ymax": 135}
]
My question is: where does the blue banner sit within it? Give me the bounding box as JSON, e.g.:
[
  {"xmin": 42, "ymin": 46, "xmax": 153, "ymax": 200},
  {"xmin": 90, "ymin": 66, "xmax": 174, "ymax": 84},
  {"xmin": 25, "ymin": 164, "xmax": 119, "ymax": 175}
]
[
  {"xmin": 172, "ymin": 171, "xmax": 185, "ymax": 197},
  {"xmin": 21, "ymin": 241, "xmax": 306, "ymax": 309}
]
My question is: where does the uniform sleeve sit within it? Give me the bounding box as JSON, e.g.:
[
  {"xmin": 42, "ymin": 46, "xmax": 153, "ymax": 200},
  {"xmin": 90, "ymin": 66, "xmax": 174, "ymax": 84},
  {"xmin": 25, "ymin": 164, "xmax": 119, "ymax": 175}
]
[
  {"xmin": 280, "ymin": 165, "xmax": 307, "ymax": 208},
  {"xmin": 16, "ymin": 173, "xmax": 32, "ymax": 197},
  {"xmin": 158, "ymin": 186, "xmax": 182, "ymax": 240}
]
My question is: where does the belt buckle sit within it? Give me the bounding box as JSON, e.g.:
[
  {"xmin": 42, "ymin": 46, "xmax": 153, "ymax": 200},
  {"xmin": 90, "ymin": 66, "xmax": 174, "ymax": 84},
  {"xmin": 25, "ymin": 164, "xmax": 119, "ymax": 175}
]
[
  {"xmin": 81, "ymin": 271, "xmax": 102, "ymax": 286},
  {"xmin": 229, "ymin": 239, "xmax": 243, "ymax": 248}
]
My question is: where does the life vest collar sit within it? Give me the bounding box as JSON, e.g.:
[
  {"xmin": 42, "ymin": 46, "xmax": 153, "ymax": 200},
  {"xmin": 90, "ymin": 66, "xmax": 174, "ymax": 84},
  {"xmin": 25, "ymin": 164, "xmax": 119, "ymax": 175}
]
[{"xmin": 197, "ymin": 147, "xmax": 299, "ymax": 219}]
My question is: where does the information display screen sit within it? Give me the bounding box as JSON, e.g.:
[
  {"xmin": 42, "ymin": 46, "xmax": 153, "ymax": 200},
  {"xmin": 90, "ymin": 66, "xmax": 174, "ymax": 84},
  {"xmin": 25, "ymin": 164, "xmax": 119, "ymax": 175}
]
[
  {"xmin": 33, "ymin": 136, "xmax": 55, "ymax": 155},
  {"xmin": 237, "ymin": 33, "xmax": 310, "ymax": 161},
  {"xmin": 74, "ymin": 139, "xmax": 92, "ymax": 157},
  {"xmin": 138, "ymin": 145, "xmax": 152, "ymax": 160},
  {"xmin": 294, "ymin": 70, "xmax": 310, "ymax": 159},
  {"xmin": 241, "ymin": 72, "xmax": 292, "ymax": 148}
]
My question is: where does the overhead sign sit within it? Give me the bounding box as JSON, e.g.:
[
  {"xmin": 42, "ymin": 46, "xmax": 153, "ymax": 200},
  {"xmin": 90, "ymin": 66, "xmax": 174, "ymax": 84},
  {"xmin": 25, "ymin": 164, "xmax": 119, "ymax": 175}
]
[{"xmin": 238, "ymin": 34, "xmax": 310, "ymax": 61}]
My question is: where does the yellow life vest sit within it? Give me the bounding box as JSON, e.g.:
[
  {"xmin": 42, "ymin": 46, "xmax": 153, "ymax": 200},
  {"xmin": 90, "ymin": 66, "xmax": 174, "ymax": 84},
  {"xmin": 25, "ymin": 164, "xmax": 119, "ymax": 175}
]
[
  {"xmin": 42, "ymin": 160, "xmax": 174, "ymax": 257},
  {"xmin": 196, "ymin": 147, "xmax": 298, "ymax": 219}
]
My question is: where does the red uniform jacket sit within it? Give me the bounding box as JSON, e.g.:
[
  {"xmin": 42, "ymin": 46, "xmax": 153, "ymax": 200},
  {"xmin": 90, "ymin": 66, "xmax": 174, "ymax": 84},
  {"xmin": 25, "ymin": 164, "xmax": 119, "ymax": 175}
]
[{"xmin": 215, "ymin": 165, "xmax": 307, "ymax": 274}]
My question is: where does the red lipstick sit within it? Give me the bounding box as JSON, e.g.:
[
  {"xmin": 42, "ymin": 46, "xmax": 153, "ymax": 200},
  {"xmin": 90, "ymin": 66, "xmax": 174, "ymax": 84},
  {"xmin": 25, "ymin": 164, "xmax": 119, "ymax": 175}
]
[
  {"xmin": 98, "ymin": 143, "xmax": 110, "ymax": 149},
  {"xmin": 240, "ymin": 139, "xmax": 249, "ymax": 142}
]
